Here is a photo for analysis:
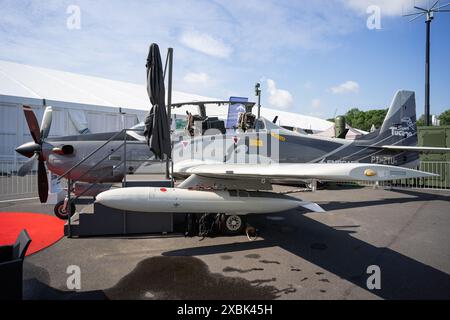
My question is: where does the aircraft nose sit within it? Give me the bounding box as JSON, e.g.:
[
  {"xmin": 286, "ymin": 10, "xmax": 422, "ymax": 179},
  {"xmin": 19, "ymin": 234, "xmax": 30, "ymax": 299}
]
[{"xmin": 15, "ymin": 141, "xmax": 41, "ymax": 158}]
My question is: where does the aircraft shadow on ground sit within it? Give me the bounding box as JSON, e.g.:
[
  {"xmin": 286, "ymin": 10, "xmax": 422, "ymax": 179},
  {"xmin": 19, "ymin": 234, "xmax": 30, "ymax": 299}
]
[
  {"xmin": 163, "ymin": 190, "xmax": 450, "ymax": 299},
  {"xmin": 318, "ymin": 188, "xmax": 449, "ymax": 212}
]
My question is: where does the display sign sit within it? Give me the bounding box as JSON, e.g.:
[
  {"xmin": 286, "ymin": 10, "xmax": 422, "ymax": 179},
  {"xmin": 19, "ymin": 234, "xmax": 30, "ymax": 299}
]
[{"xmin": 226, "ymin": 96, "xmax": 248, "ymax": 129}]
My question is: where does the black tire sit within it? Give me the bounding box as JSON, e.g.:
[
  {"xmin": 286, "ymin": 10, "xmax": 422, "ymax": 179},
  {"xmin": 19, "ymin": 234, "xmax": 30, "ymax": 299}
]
[
  {"xmin": 54, "ymin": 201, "xmax": 76, "ymax": 220},
  {"xmin": 222, "ymin": 215, "xmax": 247, "ymax": 235}
]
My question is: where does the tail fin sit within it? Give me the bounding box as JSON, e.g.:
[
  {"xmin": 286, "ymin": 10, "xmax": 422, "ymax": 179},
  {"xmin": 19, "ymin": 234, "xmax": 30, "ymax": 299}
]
[
  {"xmin": 364, "ymin": 90, "xmax": 418, "ymax": 147},
  {"xmin": 380, "ymin": 90, "xmax": 417, "ymax": 136}
]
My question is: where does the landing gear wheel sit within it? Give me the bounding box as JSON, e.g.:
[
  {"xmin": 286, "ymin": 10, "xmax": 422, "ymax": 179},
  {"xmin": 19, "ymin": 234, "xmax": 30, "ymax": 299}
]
[
  {"xmin": 222, "ymin": 215, "xmax": 246, "ymax": 235},
  {"xmin": 54, "ymin": 201, "xmax": 76, "ymax": 220}
]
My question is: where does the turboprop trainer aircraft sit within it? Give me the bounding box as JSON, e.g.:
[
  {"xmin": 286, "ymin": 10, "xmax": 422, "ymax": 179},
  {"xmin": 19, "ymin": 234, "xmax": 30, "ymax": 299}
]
[
  {"xmin": 15, "ymin": 90, "xmax": 449, "ymax": 207},
  {"xmin": 95, "ymin": 160, "xmax": 437, "ymax": 234}
]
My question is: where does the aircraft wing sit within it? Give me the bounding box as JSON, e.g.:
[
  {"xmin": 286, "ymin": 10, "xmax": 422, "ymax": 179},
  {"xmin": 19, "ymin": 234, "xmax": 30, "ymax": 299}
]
[
  {"xmin": 380, "ymin": 145, "xmax": 450, "ymax": 153},
  {"xmin": 174, "ymin": 161, "xmax": 437, "ymax": 185}
]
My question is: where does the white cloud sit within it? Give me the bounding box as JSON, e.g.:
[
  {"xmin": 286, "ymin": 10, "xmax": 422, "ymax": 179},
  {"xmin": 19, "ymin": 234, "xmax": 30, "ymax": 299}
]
[
  {"xmin": 330, "ymin": 81, "xmax": 360, "ymax": 94},
  {"xmin": 0, "ymin": 1, "xmax": 415, "ymax": 105},
  {"xmin": 183, "ymin": 72, "xmax": 210, "ymax": 86},
  {"xmin": 341, "ymin": 0, "xmax": 420, "ymax": 16},
  {"xmin": 180, "ymin": 29, "xmax": 233, "ymax": 59},
  {"xmin": 311, "ymin": 98, "xmax": 321, "ymax": 108},
  {"xmin": 266, "ymin": 79, "xmax": 293, "ymax": 109}
]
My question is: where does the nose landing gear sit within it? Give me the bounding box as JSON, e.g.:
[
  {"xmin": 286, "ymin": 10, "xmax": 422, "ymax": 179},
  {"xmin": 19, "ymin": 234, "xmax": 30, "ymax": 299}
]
[{"xmin": 54, "ymin": 200, "xmax": 76, "ymax": 220}]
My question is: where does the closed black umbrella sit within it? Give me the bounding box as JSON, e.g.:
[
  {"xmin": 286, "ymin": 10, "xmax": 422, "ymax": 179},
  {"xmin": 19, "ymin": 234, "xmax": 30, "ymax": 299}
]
[{"xmin": 144, "ymin": 43, "xmax": 171, "ymax": 159}]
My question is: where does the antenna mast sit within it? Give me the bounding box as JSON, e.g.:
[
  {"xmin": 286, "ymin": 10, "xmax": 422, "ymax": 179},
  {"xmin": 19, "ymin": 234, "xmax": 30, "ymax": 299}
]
[{"xmin": 403, "ymin": 1, "xmax": 450, "ymax": 126}]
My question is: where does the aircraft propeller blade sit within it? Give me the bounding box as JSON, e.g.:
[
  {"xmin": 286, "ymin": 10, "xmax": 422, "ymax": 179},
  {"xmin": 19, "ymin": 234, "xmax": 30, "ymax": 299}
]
[
  {"xmin": 17, "ymin": 153, "xmax": 38, "ymax": 177},
  {"xmin": 20, "ymin": 105, "xmax": 52, "ymax": 202},
  {"xmin": 23, "ymin": 105, "xmax": 41, "ymax": 144},
  {"xmin": 40, "ymin": 106, "xmax": 52, "ymax": 140},
  {"xmin": 37, "ymin": 159, "xmax": 49, "ymax": 203}
]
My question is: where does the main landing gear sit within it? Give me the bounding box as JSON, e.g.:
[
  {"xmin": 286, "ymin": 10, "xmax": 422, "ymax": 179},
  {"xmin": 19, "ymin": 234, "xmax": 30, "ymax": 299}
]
[{"xmin": 222, "ymin": 215, "xmax": 247, "ymax": 235}]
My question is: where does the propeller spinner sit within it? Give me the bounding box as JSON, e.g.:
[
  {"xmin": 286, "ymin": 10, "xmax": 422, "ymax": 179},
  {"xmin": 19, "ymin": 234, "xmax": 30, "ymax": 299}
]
[{"xmin": 15, "ymin": 105, "xmax": 52, "ymax": 203}]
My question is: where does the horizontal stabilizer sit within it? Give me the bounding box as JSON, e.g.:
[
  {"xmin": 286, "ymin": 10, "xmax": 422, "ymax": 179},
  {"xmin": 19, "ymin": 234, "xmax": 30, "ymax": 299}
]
[{"xmin": 381, "ymin": 145, "xmax": 450, "ymax": 153}]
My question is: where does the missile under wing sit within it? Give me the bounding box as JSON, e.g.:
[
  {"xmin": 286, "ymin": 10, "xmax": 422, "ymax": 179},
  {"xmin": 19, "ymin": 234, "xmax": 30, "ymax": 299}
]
[{"xmin": 96, "ymin": 162, "xmax": 437, "ymax": 215}]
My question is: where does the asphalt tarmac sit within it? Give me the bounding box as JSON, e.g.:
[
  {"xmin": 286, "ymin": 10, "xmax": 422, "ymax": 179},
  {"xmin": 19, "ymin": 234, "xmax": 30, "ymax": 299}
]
[{"xmin": 1, "ymin": 186, "xmax": 449, "ymax": 300}]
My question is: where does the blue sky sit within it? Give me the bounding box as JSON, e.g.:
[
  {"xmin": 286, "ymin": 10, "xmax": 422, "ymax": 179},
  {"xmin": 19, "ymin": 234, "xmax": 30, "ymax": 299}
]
[{"xmin": 0, "ymin": 0, "xmax": 449, "ymax": 119}]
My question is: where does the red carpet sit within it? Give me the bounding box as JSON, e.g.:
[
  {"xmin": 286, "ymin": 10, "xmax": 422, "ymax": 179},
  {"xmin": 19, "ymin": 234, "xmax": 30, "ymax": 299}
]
[{"xmin": 0, "ymin": 212, "xmax": 65, "ymax": 256}]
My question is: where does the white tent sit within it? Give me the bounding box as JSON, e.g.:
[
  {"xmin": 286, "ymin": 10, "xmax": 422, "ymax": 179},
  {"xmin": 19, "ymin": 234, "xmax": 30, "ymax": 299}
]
[
  {"xmin": 313, "ymin": 124, "xmax": 368, "ymax": 140},
  {"xmin": 260, "ymin": 108, "xmax": 332, "ymax": 132},
  {"xmin": 0, "ymin": 59, "xmax": 214, "ymax": 119}
]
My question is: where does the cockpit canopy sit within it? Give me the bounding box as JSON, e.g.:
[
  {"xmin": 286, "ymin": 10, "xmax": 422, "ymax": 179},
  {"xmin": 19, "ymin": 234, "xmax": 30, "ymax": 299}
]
[{"xmin": 129, "ymin": 100, "xmax": 287, "ymax": 138}]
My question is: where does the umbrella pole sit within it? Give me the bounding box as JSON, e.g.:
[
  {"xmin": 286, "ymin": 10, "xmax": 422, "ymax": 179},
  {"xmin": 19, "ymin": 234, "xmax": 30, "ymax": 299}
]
[
  {"xmin": 166, "ymin": 48, "xmax": 173, "ymax": 183},
  {"xmin": 255, "ymin": 82, "xmax": 261, "ymax": 164}
]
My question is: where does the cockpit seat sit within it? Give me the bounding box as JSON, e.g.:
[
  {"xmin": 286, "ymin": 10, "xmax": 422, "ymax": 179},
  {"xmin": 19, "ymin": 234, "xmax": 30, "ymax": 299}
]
[
  {"xmin": 186, "ymin": 113, "xmax": 225, "ymax": 136},
  {"xmin": 238, "ymin": 112, "xmax": 256, "ymax": 131},
  {"xmin": 202, "ymin": 117, "xmax": 226, "ymax": 135}
]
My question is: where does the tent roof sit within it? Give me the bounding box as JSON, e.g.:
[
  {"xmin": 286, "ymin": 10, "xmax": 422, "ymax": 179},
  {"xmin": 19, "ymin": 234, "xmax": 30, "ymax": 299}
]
[
  {"xmin": 0, "ymin": 59, "xmax": 212, "ymax": 110},
  {"xmin": 0, "ymin": 60, "xmax": 333, "ymax": 131},
  {"xmin": 314, "ymin": 123, "xmax": 368, "ymax": 140},
  {"xmin": 259, "ymin": 108, "xmax": 332, "ymax": 131}
]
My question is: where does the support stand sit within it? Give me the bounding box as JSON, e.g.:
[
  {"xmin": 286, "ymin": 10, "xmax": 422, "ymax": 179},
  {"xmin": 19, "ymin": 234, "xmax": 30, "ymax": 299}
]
[{"xmin": 165, "ymin": 48, "xmax": 174, "ymax": 182}]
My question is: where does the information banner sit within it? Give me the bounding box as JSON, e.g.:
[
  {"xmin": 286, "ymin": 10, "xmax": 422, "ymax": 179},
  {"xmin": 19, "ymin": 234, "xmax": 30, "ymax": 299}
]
[{"xmin": 226, "ymin": 96, "xmax": 248, "ymax": 129}]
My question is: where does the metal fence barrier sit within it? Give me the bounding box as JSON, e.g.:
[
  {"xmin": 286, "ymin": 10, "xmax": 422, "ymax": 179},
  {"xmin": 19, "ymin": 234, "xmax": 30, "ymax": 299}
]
[{"xmin": 0, "ymin": 160, "xmax": 38, "ymax": 201}]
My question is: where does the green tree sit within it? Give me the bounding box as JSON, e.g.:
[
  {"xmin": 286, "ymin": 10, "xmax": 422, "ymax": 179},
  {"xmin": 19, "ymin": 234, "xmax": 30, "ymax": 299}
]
[
  {"xmin": 333, "ymin": 108, "xmax": 449, "ymax": 129},
  {"xmin": 364, "ymin": 109, "xmax": 388, "ymax": 131},
  {"xmin": 416, "ymin": 114, "xmax": 441, "ymax": 126},
  {"xmin": 416, "ymin": 114, "xmax": 425, "ymax": 127},
  {"xmin": 342, "ymin": 108, "xmax": 388, "ymax": 132},
  {"xmin": 439, "ymin": 110, "xmax": 450, "ymax": 125}
]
